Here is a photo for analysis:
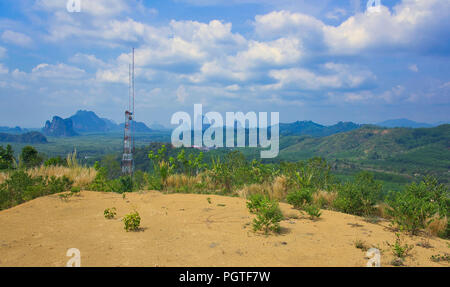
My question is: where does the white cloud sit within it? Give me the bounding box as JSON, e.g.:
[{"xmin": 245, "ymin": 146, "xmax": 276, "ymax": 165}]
[
  {"xmin": 176, "ymin": 85, "xmax": 188, "ymax": 103},
  {"xmin": 1, "ymin": 30, "xmax": 33, "ymax": 47},
  {"xmin": 0, "ymin": 46, "xmax": 6, "ymax": 59},
  {"xmin": 0, "ymin": 63, "xmax": 8, "ymax": 74},
  {"xmin": 31, "ymin": 63, "xmax": 85, "ymax": 79},
  {"xmin": 408, "ymin": 64, "xmax": 419, "ymax": 72},
  {"xmin": 268, "ymin": 63, "xmax": 375, "ymax": 91},
  {"xmin": 254, "ymin": 1, "xmax": 450, "ymax": 54}
]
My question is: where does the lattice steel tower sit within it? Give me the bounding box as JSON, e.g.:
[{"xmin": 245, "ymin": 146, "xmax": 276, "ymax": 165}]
[{"xmin": 122, "ymin": 48, "xmax": 135, "ymax": 175}]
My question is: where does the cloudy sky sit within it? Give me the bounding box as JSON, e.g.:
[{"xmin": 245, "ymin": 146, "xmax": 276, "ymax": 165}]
[{"xmin": 0, "ymin": 0, "xmax": 449, "ymax": 127}]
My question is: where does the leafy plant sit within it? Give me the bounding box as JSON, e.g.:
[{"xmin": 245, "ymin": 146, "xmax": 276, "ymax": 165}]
[
  {"xmin": 44, "ymin": 156, "xmax": 66, "ymax": 167},
  {"xmin": 387, "ymin": 176, "xmax": 448, "ymax": 235},
  {"xmin": 20, "ymin": 146, "xmax": 43, "ymax": 168},
  {"xmin": 286, "ymin": 188, "xmax": 313, "ymax": 209},
  {"xmin": 333, "ymin": 171, "xmax": 382, "ymax": 216},
  {"xmin": 123, "ymin": 211, "xmax": 141, "ymax": 232},
  {"xmin": 386, "ymin": 233, "xmax": 413, "ymax": 259},
  {"xmin": 104, "ymin": 207, "xmax": 117, "ymax": 219},
  {"xmin": 247, "ymin": 195, "xmax": 283, "ymax": 234},
  {"xmin": 0, "ymin": 145, "xmax": 15, "ymax": 170},
  {"xmin": 430, "ymin": 253, "xmax": 450, "ymax": 263},
  {"xmin": 304, "ymin": 204, "xmax": 322, "ymax": 220},
  {"xmin": 354, "ymin": 239, "xmax": 369, "ymax": 251}
]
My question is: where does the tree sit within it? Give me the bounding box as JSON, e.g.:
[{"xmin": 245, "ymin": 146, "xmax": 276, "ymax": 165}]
[
  {"xmin": 20, "ymin": 146, "xmax": 43, "ymax": 168},
  {"xmin": 0, "ymin": 145, "xmax": 15, "ymax": 170}
]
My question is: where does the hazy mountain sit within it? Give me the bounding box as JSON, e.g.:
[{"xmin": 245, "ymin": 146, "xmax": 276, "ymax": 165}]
[
  {"xmin": 376, "ymin": 119, "xmax": 433, "ymax": 128},
  {"xmin": 42, "ymin": 116, "xmax": 78, "ymax": 137},
  {"xmin": 69, "ymin": 110, "xmax": 114, "ymax": 132},
  {"xmin": 0, "ymin": 126, "xmax": 25, "ymax": 134},
  {"xmin": 279, "ymin": 121, "xmax": 361, "ymax": 137},
  {"xmin": 148, "ymin": 122, "xmax": 169, "ymax": 131},
  {"xmin": 118, "ymin": 121, "xmax": 153, "ymax": 133},
  {"xmin": 0, "ymin": 132, "xmax": 48, "ymax": 143}
]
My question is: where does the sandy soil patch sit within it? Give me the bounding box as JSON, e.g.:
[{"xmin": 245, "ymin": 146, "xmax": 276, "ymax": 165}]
[{"xmin": 0, "ymin": 191, "xmax": 448, "ymax": 267}]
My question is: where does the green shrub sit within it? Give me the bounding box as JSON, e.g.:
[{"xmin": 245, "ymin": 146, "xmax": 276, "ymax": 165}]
[
  {"xmin": 0, "ymin": 171, "xmax": 73, "ymax": 210},
  {"xmin": 44, "ymin": 156, "xmax": 66, "ymax": 167},
  {"xmin": 333, "ymin": 172, "xmax": 382, "ymax": 216},
  {"xmin": 71, "ymin": 186, "xmax": 81, "ymax": 194},
  {"xmin": 123, "ymin": 211, "xmax": 141, "ymax": 232},
  {"xmin": 0, "ymin": 145, "xmax": 15, "ymax": 170},
  {"xmin": 104, "ymin": 207, "xmax": 117, "ymax": 219},
  {"xmin": 47, "ymin": 175, "xmax": 73, "ymax": 195},
  {"xmin": 286, "ymin": 188, "xmax": 313, "ymax": 209},
  {"xmin": 247, "ymin": 195, "xmax": 283, "ymax": 234},
  {"xmin": 386, "ymin": 233, "xmax": 413, "ymax": 259},
  {"xmin": 246, "ymin": 194, "xmax": 266, "ymax": 214},
  {"xmin": 304, "ymin": 204, "xmax": 322, "ymax": 220},
  {"xmin": 387, "ymin": 177, "xmax": 448, "ymax": 235},
  {"xmin": 20, "ymin": 146, "xmax": 43, "ymax": 168}
]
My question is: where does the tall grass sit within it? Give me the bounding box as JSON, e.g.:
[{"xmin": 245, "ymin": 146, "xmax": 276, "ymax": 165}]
[{"xmin": 0, "ymin": 165, "xmax": 96, "ymax": 188}]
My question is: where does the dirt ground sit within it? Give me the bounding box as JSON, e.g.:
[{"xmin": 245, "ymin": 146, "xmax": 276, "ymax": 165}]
[{"xmin": 0, "ymin": 191, "xmax": 448, "ymax": 267}]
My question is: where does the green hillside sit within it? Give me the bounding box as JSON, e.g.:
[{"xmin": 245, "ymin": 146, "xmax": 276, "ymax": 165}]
[{"xmin": 278, "ymin": 124, "xmax": 450, "ymax": 184}]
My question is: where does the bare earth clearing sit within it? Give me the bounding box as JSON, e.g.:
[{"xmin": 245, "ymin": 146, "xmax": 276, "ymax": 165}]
[{"xmin": 0, "ymin": 191, "xmax": 448, "ymax": 267}]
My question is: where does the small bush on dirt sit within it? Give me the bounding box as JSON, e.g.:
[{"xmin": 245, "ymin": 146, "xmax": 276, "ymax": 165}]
[
  {"xmin": 104, "ymin": 207, "xmax": 117, "ymax": 219},
  {"xmin": 304, "ymin": 204, "xmax": 322, "ymax": 220},
  {"xmin": 386, "ymin": 233, "xmax": 413, "ymax": 259},
  {"xmin": 387, "ymin": 176, "xmax": 448, "ymax": 235},
  {"xmin": 123, "ymin": 211, "xmax": 141, "ymax": 232},
  {"xmin": 247, "ymin": 195, "xmax": 283, "ymax": 234},
  {"xmin": 333, "ymin": 172, "xmax": 382, "ymax": 217},
  {"xmin": 430, "ymin": 253, "xmax": 450, "ymax": 263},
  {"xmin": 246, "ymin": 194, "xmax": 266, "ymax": 214},
  {"xmin": 286, "ymin": 188, "xmax": 313, "ymax": 209},
  {"xmin": 71, "ymin": 186, "xmax": 81, "ymax": 194},
  {"xmin": 354, "ymin": 239, "xmax": 369, "ymax": 251}
]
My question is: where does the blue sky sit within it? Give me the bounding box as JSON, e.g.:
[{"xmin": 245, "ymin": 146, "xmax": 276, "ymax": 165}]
[{"xmin": 0, "ymin": 0, "xmax": 449, "ymax": 127}]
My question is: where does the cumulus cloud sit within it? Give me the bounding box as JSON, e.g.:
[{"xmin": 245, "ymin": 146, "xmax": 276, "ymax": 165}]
[
  {"xmin": 254, "ymin": 0, "xmax": 450, "ymax": 54},
  {"xmin": 31, "ymin": 63, "xmax": 85, "ymax": 79},
  {"xmin": 268, "ymin": 63, "xmax": 376, "ymax": 91},
  {"xmin": 1, "ymin": 30, "xmax": 33, "ymax": 47}
]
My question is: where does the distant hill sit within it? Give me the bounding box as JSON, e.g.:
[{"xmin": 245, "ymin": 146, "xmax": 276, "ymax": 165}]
[
  {"xmin": 0, "ymin": 131, "xmax": 48, "ymax": 143},
  {"xmin": 279, "ymin": 121, "xmax": 361, "ymax": 137},
  {"xmin": 376, "ymin": 119, "xmax": 433, "ymax": 128},
  {"xmin": 0, "ymin": 126, "xmax": 25, "ymax": 134},
  {"xmin": 41, "ymin": 110, "xmax": 153, "ymax": 136},
  {"xmin": 148, "ymin": 122, "xmax": 169, "ymax": 131},
  {"xmin": 278, "ymin": 124, "xmax": 450, "ymax": 182},
  {"xmin": 69, "ymin": 110, "xmax": 114, "ymax": 133},
  {"xmin": 118, "ymin": 121, "xmax": 153, "ymax": 133},
  {"xmin": 42, "ymin": 116, "xmax": 78, "ymax": 137}
]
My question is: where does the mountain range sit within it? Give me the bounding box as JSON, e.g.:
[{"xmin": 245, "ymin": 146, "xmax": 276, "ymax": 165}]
[{"xmin": 42, "ymin": 110, "xmax": 154, "ymax": 137}]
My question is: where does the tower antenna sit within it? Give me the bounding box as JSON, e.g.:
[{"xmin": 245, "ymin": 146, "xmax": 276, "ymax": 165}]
[{"xmin": 121, "ymin": 48, "xmax": 135, "ymax": 178}]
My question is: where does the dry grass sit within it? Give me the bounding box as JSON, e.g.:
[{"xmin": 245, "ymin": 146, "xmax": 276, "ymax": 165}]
[
  {"xmin": 374, "ymin": 202, "xmax": 392, "ymax": 219},
  {"xmin": 312, "ymin": 190, "xmax": 337, "ymax": 208},
  {"xmin": 0, "ymin": 166, "xmax": 97, "ymax": 188},
  {"xmin": 426, "ymin": 215, "xmax": 448, "ymax": 237},
  {"xmin": 0, "ymin": 172, "xmax": 8, "ymax": 184},
  {"xmin": 271, "ymin": 175, "xmax": 289, "ymax": 200},
  {"xmin": 166, "ymin": 173, "xmax": 216, "ymax": 192}
]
